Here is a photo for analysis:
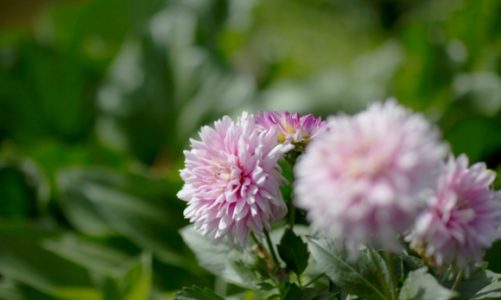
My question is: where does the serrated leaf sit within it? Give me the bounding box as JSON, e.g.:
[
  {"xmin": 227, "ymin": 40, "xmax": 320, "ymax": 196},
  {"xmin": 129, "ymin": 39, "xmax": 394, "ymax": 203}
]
[
  {"xmin": 399, "ymin": 268, "xmax": 456, "ymax": 300},
  {"xmin": 277, "ymin": 228, "xmax": 309, "ymax": 275},
  {"xmin": 175, "ymin": 286, "xmax": 224, "ymax": 300},
  {"xmin": 400, "ymin": 251, "xmax": 425, "ymax": 271},
  {"xmin": 306, "ymin": 237, "xmax": 389, "ymax": 300},
  {"xmin": 457, "ymin": 268, "xmax": 501, "ymax": 300}
]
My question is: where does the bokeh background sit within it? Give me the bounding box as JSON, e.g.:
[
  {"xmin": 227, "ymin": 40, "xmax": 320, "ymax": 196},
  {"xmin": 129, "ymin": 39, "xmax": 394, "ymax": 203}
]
[{"xmin": 0, "ymin": 0, "xmax": 500, "ymax": 298}]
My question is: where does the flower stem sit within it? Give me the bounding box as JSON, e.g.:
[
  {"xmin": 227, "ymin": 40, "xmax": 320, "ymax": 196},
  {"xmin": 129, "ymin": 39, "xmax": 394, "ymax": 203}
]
[
  {"xmin": 289, "ymin": 202, "xmax": 295, "ymax": 228},
  {"xmin": 287, "ymin": 153, "xmax": 297, "ymax": 228},
  {"xmin": 251, "ymin": 232, "xmax": 275, "ymax": 271},
  {"xmin": 451, "ymin": 270, "xmax": 463, "ymax": 291},
  {"xmin": 264, "ymin": 229, "xmax": 280, "ymax": 267},
  {"xmin": 251, "ymin": 232, "xmax": 260, "ymax": 244}
]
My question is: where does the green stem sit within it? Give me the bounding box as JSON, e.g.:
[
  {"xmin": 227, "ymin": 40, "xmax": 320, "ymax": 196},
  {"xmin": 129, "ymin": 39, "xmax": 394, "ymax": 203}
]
[
  {"xmin": 287, "ymin": 153, "xmax": 297, "ymax": 228},
  {"xmin": 264, "ymin": 230, "xmax": 280, "ymax": 267},
  {"xmin": 451, "ymin": 270, "xmax": 463, "ymax": 291},
  {"xmin": 289, "ymin": 202, "xmax": 295, "ymax": 228},
  {"xmin": 251, "ymin": 232, "xmax": 260, "ymax": 245}
]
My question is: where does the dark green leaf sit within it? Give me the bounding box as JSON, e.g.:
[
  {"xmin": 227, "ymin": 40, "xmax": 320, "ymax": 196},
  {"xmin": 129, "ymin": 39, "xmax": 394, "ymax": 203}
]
[
  {"xmin": 306, "ymin": 237, "xmax": 389, "ymax": 300},
  {"xmin": 0, "ymin": 166, "xmax": 38, "ymax": 218},
  {"xmin": 277, "ymin": 228, "xmax": 309, "ymax": 275},
  {"xmin": 456, "ymin": 268, "xmax": 501, "ymax": 300},
  {"xmin": 399, "ymin": 268, "xmax": 456, "ymax": 300},
  {"xmin": 283, "ymin": 283, "xmax": 303, "ymax": 300},
  {"xmin": 443, "ymin": 115, "xmax": 501, "ymax": 163},
  {"xmin": 256, "ymin": 282, "xmax": 275, "ymax": 291},
  {"xmin": 0, "ymin": 155, "xmax": 49, "ymax": 218}
]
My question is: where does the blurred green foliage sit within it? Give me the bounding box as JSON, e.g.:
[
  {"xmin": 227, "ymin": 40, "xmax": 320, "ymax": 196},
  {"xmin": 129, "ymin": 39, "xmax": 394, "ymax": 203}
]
[{"xmin": 0, "ymin": 0, "xmax": 500, "ymax": 298}]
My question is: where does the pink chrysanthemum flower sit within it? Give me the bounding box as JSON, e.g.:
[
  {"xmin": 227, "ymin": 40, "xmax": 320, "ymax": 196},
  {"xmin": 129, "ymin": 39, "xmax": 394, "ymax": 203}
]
[
  {"xmin": 177, "ymin": 112, "xmax": 292, "ymax": 246},
  {"xmin": 294, "ymin": 100, "xmax": 447, "ymax": 253},
  {"xmin": 408, "ymin": 155, "xmax": 501, "ymax": 272},
  {"xmin": 256, "ymin": 111, "xmax": 325, "ymax": 147}
]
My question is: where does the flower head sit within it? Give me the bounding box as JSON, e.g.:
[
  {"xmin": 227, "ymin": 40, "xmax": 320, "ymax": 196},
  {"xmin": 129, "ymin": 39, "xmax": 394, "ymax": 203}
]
[
  {"xmin": 294, "ymin": 100, "xmax": 447, "ymax": 253},
  {"xmin": 178, "ymin": 112, "xmax": 292, "ymax": 246},
  {"xmin": 256, "ymin": 111, "xmax": 325, "ymax": 147},
  {"xmin": 408, "ymin": 155, "xmax": 501, "ymax": 272}
]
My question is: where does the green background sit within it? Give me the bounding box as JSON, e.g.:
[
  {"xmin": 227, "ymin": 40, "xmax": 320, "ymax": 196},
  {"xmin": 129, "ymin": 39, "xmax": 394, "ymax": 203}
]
[{"xmin": 0, "ymin": 0, "xmax": 500, "ymax": 298}]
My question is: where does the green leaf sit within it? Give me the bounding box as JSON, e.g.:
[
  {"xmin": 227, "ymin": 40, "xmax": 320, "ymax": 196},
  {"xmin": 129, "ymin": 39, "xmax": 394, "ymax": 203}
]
[
  {"xmin": 180, "ymin": 225, "xmax": 256, "ymax": 286},
  {"xmin": 0, "ymin": 165, "xmax": 38, "ymax": 218},
  {"xmin": 442, "ymin": 115, "xmax": 501, "ymax": 162},
  {"xmin": 306, "ymin": 237, "xmax": 389, "ymax": 300},
  {"xmin": 0, "ymin": 279, "xmax": 22, "ymax": 300},
  {"xmin": 0, "ymin": 222, "xmax": 158, "ymax": 300},
  {"xmin": 104, "ymin": 253, "xmax": 152, "ymax": 300},
  {"xmin": 0, "ymin": 223, "xmax": 95, "ymax": 292},
  {"xmin": 277, "ymin": 228, "xmax": 309, "ymax": 275},
  {"xmin": 0, "ymin": 155, "xmax": 49, "ymax": 218},
  {"xmin": 57, "ymin": 168, "xmax": 193, "ymax": 270},
  {"xmin": 52, "ymin": 287, "xmax": 102, "ymax": 300},
  {"xmin": 43, "ymin": 233, "xmax": 132, "ymax": 278},
  {"xmin": 14, "ymin": 283, "xmax": 61, "ymax": 300},
  {"xmin": 123, "ymin": 253, "xmax": 152, "ymax": 300},
  {"xmin": 400, "ymin": 251, "xmax": 425, "ymax": 271},
  {"xmin": 283, "ymin": 283, "xmax": 303, "ymax": 300},
  {"xmin": 456, "ymin": 268, "xmax": 501, "ymax": 300},
  {"xmin": 175, "ymin": 286, "xmax": 224, "ymax": 300},
  {"xmin": 399, "ymin": 268, "xmax": 456, "ymax": 300}
]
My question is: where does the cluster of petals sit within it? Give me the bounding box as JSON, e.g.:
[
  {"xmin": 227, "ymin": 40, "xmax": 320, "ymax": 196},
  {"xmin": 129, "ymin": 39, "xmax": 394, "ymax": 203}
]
[
  {"xmin": 178, "ymin": 99, "xmax": 501, "ymax": 270},
  {"xmin": 408, "ymin": 155, "xmax": 501, "ymax": 272},
  {"xmin": 256, "ymin": 111, "xmax": 326, "ymax": 147},
  {"xmin": 177, "ymin": 112, "xmax": 292, "ymax": 246},
  {"xmin": 294, "ymin": 101, "xmax": 447, "ymax": 253}
]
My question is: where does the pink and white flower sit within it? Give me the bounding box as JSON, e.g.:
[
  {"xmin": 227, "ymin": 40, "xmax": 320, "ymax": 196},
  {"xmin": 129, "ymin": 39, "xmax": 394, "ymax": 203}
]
[
  {"xmin": 178, "ymin": 112, "xmax": 292, "ymax": 246},
  {"xmin": 256, "ymin": 111, "xmax": 325, "ymax": 147},
  {"xmin": 294, "ymin": 100, "xmax": 447, "ymax": 253},
  {"xmin": 408, "ymin": 155, "xmax": 501, "ymax": 272}
]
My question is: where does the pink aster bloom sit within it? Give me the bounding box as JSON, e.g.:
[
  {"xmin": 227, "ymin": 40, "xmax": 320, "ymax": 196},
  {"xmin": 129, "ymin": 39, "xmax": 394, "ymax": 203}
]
[
  {"xmin": 408, "ymin": 155, "xmax": 501, "ymax": 272},
  {"xmin": 256, "ymin": 111, "xmax": 325, "ymax": 146},
  {"xmin": 177, "ymin": 112, "xmax": 292, "ymax": 246},
  {"xmin": 294, "ymin": 100, "xmax": 447, "ymax": 253}
]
